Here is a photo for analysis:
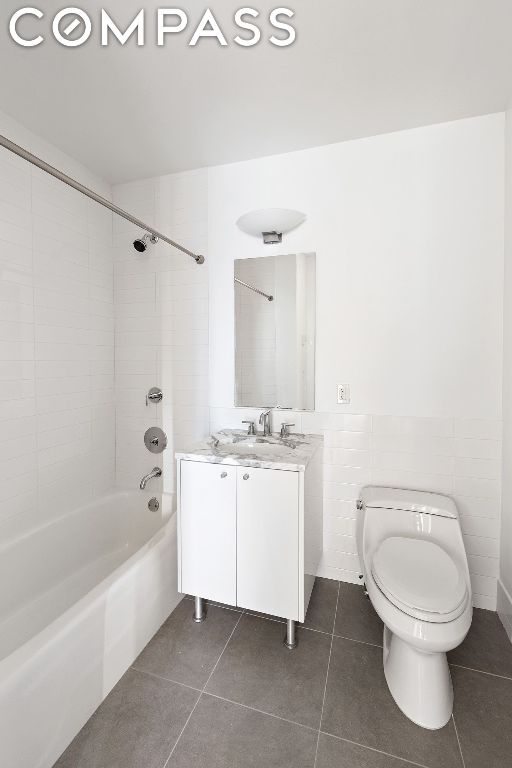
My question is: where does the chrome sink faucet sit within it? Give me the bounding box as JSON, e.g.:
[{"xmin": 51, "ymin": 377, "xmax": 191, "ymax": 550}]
[
  {"xmin": 259, "ymin": 409, "xmax": 272, "ymax": 436},
  {"xmin": 280, "ymin": 422, "xmax": 295, "ymax": 438},
  {"xmin": 140, "ymin": 466, "xmax": 162, "ymax": 490}
]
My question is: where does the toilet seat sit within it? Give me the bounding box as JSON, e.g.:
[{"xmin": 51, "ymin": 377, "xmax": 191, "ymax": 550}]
[{"xmin": 372, "ymin": 537, "xmax": 468, "ymax": 624}]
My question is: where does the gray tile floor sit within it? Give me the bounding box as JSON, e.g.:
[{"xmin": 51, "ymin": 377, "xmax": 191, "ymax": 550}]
[{"xmin": 54, "ymin": 580, "xmax": 512, "ymax": 768}]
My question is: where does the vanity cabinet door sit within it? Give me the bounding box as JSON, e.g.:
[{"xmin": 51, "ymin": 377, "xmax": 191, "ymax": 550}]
[
  {"xmin": 179, "ymin": 461, "xmax": 237, "ymax": 606},
  {"xmin": 236, "ymin": 466, "xmax": 299, "ymax": 619}
]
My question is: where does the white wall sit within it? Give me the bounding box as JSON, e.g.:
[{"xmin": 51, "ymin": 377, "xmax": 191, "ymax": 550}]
[
  {"xmin": 0, "ymin": 109, "xmax": 115, "ymax": 545},
  {"xmin": 209, "ymin": 114, "xmax": 504, "ymax": 419},
  {"xmin": 208, "ymin": 113, "xmax": 505, "ymax": 608},
  {"xmin": 113, "ymin": 171, "xmax": 209, "ymax": 497},
  {"xmin": 499, "ymin": 110, "xmax": 512, "ymax": 638}
]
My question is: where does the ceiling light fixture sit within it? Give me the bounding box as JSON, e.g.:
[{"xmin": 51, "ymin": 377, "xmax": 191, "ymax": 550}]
[{"xmin": 236, "ymin": 208, "xmax": 306, "ymax": 244}]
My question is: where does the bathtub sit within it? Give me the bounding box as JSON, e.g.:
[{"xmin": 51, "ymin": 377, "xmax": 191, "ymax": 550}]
[{"xmin": 0, "ymin": 491, "xmax": 181, "ymax": 768}]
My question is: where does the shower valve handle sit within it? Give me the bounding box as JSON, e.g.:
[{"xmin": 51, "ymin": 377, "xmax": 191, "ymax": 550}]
[{"xmin": 146, "ymin": 387, "xmax": 163, "ymax": 406}]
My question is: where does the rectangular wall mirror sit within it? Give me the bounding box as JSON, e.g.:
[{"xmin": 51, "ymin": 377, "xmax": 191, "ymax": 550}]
[{"xmin": 234, "ymin": 253, "xmax": 316, "ymax": 410}]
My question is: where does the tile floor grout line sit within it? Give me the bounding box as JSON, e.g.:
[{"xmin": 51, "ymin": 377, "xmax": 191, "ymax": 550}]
[
  {"xmin": 242, "ymin": 608, "xmax": 386, "ymax": 648},
  {"xmin": 202, "ymin": 609, "xmax": 246, "ymax": 690},
  {"xmin": 312, "ymin": 580, "xmax": 341, "ymax": 768},
  {"xmin": 244, "ymin": 611, "xmax": 286, "ymax": 624},
  {"xmin": 202, "ymin": 690, "xmax": 319, "ymax": 733},
  {"xmin": 130, "ymin": 665, "xmax": 203, "ymax": 693},
  {"xmin": 160, "ymin": 689, "xmax": 202, "ymax": 768},
  {"xmin": 332, "ymin": 631, "xmax": 383, "ymax": 649},
  {"xmin": 319, "ymin": 731, "xmax": 433, "ymax": 768},
  {"xmin": 303, "ymin": 625, "xmax": 334, "ymax": 637},
  {"xmin": 451, "ymin": 714, "xmax": 467, "ymax": 768},
  {"xmin": 161, "ymin": 608, "xmax": 245, "ymax": 768},
  {"xmin": 449, "ymin": 662, "xmax": 512, "ymax": 681},
  {"xmin": 245, "ymin": 611, "xmax": 334, "ymax": 637}
]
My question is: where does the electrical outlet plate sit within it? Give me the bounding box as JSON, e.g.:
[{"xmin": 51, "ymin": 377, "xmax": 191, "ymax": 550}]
[{"xmin": 337, "ymin": 384, "xmax": 350, "ymax": 404}]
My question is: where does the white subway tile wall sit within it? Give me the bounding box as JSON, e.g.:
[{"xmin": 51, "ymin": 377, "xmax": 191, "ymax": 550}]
[
  {"xmin": 210, "ymin": 406, "xmax": 502, "ymax": 609},
  {"xmin": 0, "ymin": 146, "xmax": 115, "ymax": 544},
  {"xmin": 113, "ymin": 172, "xmax": 209, "ymax": 497}
]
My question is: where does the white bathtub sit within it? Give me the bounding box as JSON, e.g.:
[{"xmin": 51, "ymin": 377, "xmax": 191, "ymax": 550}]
[{"xmin": 0, "ymin": 491, "xmax": 181, "ymax": 768}]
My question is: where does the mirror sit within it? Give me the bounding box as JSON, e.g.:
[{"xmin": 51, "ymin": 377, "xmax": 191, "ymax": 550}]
[{"xmin": 234, "ymin": 253, "xmax": 316, "ymax": 410}]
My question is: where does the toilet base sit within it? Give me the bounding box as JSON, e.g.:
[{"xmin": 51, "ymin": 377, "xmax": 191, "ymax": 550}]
[{"xmin": 383, "ymin": 626, "xmax": 453, "ymax": 730}]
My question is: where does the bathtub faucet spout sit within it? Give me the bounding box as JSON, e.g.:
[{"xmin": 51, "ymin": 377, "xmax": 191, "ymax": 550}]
[{"xmin": 140, "ymin": 467, "xmax": 162, "ymax": 490}]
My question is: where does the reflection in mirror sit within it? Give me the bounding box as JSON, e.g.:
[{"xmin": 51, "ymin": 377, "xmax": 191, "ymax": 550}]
[{"xmin": 234, "ymin": 253, "xmax": 315, "ymax": 410}]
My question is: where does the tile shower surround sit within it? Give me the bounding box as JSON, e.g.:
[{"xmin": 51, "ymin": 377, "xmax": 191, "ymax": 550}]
[
  {"xmin": 0, "ymin": 152, "xmax": 208, "ymax": 547},
  {"xmin": 210, "ymin": 408, "xmax": 502, "ymax": 609},
  {"xmin": 113, "ymin": 172, "xmax": 209, "ymax": 498},
  {"xmin": 0, "ymin": 144, "xmax": 115, "ymax": 543}
]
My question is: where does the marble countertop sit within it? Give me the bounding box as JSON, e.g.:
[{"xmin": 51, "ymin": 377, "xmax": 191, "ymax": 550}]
[{"xmin": 175, "ymin": 429, "xmax": 323, "ymax": 472}]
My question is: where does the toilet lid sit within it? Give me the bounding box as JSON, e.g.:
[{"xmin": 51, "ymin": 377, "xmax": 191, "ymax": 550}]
[{"xmin": 371, "ymin": 537, "xmax": 467, "ymax": 619}]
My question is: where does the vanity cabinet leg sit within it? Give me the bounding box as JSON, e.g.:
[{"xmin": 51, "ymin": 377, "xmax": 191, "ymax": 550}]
[
  {"xmin": 284, "ymin": 619, "xmax": 297, "ymax": 649},
  {"xmin": 193, "ymin": 596, "xmax": 206, "ymax": 623}
]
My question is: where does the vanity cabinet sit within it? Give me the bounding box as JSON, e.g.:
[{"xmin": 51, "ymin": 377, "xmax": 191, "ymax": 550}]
[
  {"xmin": 177, "ymin": 444, "xmax": 323, "ymax": 623},
  {"xmin": 179, "ymin": 461, "xmax": 237, "ymax": 606},
  {"xmin": 236, "ymin": 466, "xmax": 299, "ymax": 618}
]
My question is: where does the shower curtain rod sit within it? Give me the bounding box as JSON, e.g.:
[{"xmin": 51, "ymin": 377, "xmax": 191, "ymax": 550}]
[
  {"xmin": 0, "ymin": 134, "xmax": 205, "ymax": 265},
  {"xmin": 234, "ymin": 277, "xmax": 274, "ymax": 301}
]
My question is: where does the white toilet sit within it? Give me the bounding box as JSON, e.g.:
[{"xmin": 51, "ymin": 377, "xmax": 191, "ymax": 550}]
[{"xmin": 356, "ymin": 486, "xmax": 472, "ymax": 730}]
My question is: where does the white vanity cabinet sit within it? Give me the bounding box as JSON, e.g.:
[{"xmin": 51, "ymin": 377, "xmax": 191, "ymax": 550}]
[
  {"xmin": 179, "ymin": 461, "xmax": 237, "ymax": 606},
  {"xmin": 236, "ymin": 466, "xmax": 299, "ymax": 619},
  {"xmin": 177, "ymin": 435, "xmax": 323, "ymax": 624}
]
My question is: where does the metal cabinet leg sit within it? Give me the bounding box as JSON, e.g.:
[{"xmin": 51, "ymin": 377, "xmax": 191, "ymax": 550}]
[
  {"xmin": 283, "ymin": 619, "xmax": 297, "ymax": 649},
  {"xmin": 193, "ymin": 596, "xmax": 206, "ymax": 623}
]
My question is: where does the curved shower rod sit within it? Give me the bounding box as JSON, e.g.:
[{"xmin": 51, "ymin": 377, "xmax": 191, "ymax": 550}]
[{"xmin": 0, "ymin": 134, "xmax": 205, "ymax": 265}]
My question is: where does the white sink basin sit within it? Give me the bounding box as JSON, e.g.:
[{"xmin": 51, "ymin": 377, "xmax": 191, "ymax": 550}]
[{"xmin": 216, "ymin": 441, "xmax": 292, "ymax": 456}]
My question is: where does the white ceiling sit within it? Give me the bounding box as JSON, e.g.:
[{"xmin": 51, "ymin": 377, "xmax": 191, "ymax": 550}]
[{"xmin": 1, "ymin": 0, "xmax": 512, "ymax": 184}]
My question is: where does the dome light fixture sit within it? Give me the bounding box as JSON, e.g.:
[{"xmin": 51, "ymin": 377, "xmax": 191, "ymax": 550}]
[{"xmin": 236, "ymin": 208, "xmax": 306, "ymax": 244}]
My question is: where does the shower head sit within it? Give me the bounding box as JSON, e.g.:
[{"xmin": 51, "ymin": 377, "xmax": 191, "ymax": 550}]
[
  {"xmin": 133, "ymin": 238, "xmax": 146, "ymax": 253},
  {"xmin": 133, "ymin": 233, "xmax": 158, "ymax": 252}
]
